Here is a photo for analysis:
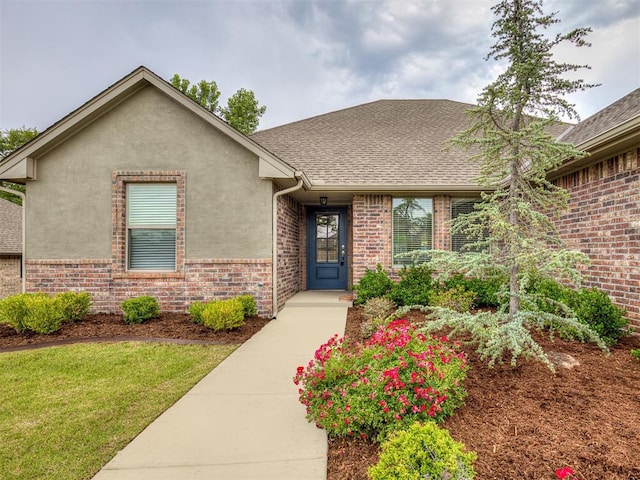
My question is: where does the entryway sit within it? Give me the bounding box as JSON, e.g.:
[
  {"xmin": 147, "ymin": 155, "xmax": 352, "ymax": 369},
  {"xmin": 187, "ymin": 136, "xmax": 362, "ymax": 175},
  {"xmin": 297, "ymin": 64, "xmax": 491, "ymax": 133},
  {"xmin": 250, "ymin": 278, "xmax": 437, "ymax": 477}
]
[{"xmin": 307, "ymin": 207, "xmax": 348, "ymax": 290}]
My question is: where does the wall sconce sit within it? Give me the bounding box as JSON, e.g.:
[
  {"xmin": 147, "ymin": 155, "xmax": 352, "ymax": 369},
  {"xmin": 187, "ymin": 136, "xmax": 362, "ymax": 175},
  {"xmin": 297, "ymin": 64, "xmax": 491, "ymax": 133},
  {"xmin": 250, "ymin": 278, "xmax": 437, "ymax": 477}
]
[{"xmin": 319, "ymin": 196, "xmax": 328, "ymax": 206}]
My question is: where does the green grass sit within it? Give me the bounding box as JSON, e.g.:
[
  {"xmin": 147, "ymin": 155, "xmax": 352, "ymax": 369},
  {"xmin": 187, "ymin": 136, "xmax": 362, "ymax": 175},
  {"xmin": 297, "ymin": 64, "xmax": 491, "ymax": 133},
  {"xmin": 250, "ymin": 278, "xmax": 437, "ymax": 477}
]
[{"xmin": 0, "ymin": 342, "xmax": 237, "ymax": 480}]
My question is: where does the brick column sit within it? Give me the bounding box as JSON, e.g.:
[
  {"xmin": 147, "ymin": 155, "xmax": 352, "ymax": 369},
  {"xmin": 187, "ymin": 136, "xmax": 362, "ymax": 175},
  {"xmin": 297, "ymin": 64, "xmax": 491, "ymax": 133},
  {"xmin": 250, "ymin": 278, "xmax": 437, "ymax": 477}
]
[
  {"xmin": 433, "ymin": 195, "xmax": 451, "ymax": 251},
  {"xmin": 352, "ymin": 194, "xmax": 392, "ymax": 284}
]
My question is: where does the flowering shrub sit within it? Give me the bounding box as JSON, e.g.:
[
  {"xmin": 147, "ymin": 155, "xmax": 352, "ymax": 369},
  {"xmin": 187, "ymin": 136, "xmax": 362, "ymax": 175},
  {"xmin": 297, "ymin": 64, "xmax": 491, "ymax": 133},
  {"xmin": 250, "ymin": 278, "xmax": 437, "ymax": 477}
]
[{"xmin": 294, "ymin": 319, "xmax": 469, "ymax": 441}]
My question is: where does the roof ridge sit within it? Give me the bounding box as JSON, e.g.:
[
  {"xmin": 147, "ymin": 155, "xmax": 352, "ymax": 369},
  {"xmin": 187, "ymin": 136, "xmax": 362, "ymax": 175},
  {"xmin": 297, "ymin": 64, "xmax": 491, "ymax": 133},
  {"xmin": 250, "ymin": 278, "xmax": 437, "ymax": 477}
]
[{"xmin": 252, "ymin": 98, "xmax": 478, "ymax": 135}]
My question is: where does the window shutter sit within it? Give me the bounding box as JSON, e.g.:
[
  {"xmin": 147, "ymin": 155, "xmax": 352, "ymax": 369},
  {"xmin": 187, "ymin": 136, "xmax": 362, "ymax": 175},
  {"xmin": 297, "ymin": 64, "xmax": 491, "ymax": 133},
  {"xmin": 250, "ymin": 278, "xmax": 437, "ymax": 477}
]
[{"xmin": 392, "ymin": 198, "xmax": 433, "ymax": 266}]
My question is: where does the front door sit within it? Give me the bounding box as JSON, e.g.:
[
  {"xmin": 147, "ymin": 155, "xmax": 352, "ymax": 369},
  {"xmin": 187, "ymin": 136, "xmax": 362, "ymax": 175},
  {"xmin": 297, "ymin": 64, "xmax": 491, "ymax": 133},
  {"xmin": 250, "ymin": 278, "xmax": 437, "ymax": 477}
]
[{"xmin": 307, "ymin": 207, "xmax": 348, "ymax": 290}]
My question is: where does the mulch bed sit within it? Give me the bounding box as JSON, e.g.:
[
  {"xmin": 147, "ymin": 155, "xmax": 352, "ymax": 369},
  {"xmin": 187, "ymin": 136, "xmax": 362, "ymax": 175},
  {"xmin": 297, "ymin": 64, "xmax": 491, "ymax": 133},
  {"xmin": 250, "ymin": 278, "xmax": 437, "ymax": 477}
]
[
  {"xmin": 3, "ymin": 308, "xmax": 639, "ymax": 478},
  {"xmin": 327, "ymin": 307, "xmax": 640, "ymax": 480},
  {"xmin": 0, "ymin": 313, "xmax": 270, "ymax": 352}
]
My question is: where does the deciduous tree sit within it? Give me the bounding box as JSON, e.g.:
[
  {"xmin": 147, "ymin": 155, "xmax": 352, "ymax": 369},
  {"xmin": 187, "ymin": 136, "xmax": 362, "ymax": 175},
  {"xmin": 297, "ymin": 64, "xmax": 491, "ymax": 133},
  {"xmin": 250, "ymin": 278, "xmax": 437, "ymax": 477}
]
[
  {"xmin": 169, "ymin": 74, "xmax": 266, "ymax": 135},
  {"xmin": 0, "ymin": 127, "xmax": 38, "ymax": 205}
]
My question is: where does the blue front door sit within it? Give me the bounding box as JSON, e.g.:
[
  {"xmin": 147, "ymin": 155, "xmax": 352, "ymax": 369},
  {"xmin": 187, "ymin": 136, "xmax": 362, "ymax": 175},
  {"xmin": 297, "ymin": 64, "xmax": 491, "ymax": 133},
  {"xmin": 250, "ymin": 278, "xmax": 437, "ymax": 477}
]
[{"xmin": 307, "ymin": 207, "xmax": 348, "ymax": 290}]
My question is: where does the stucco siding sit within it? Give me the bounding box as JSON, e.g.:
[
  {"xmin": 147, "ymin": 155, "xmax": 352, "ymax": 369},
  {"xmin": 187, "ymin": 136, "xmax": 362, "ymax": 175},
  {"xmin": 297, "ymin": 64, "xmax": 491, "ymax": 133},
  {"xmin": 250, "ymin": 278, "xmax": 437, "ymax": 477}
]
[{"xmin": 26, "ymin": 85, "xmax": 272, "ymax": 260}]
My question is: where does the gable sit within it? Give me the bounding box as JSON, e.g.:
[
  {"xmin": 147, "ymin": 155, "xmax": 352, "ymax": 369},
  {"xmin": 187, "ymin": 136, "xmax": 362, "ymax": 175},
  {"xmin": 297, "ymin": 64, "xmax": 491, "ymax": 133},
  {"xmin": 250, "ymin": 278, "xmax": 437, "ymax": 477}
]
[{"xmin": 0, "ymin": 66, "xmax": 298, "ymax": 184}]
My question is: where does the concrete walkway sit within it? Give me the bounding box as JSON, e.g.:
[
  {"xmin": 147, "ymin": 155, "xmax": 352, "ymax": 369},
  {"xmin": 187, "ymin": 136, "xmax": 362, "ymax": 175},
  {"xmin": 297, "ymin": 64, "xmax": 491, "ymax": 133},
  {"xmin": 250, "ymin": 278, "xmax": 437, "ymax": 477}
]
[{"xmin": 93, "ymin": 291, "xmax": 350, "ymax": 480}]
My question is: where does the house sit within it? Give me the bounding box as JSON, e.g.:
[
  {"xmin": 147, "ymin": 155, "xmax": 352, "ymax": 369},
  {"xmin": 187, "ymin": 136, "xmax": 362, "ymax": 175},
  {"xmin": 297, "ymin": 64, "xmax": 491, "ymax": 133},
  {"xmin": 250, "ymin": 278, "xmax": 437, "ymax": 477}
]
[
  {"xmin": 550, "ymin": 88, "xmax": 640, "ymax": 329},
  {"xmin": 0, "ymin": 66, "xmax": 637, "ymax": 330},
  {"xmin": 0, "ymin": 198, "xmax": 22, "ymax": 298}
]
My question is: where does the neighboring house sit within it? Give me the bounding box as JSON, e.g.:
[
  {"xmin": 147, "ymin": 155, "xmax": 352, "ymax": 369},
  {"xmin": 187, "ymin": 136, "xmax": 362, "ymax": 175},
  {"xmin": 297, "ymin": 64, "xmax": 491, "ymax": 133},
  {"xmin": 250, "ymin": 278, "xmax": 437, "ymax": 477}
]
[
  {"xmin": 0, "ymin": 66, "xmax": 637, "ymax": 330},
  {"xmin": 0, "ymin": 198, "xmax": 22, "ymax": 298}
]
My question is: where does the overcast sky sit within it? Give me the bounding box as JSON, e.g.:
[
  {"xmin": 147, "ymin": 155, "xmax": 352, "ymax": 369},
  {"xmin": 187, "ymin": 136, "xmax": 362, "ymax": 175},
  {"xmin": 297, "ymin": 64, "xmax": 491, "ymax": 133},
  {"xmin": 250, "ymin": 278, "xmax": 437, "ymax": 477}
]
[{"xmin": 1, "ymin": 0, "xmax": 639, "ymax": 133}]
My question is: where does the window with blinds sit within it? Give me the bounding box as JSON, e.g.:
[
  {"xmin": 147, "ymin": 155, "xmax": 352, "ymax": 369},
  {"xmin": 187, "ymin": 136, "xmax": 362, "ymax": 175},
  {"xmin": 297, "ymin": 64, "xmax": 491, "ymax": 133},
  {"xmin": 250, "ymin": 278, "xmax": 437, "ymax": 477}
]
[
  {"xmin": 451, "ymin": 198, "xmax": 486, "ymax": 252},
  {"xmin": 127, "ymin": 183, "xmax": 177, "ymax": 270},
  {"xmin": 392, "ymin": 198, "xmax": 433, "ymax": 266}
]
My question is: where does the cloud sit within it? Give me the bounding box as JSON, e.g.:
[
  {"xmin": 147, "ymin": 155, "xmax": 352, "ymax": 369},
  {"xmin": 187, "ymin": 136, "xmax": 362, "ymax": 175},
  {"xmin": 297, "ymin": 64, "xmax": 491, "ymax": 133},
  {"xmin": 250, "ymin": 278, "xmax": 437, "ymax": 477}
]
[{"xmin": 0, "ymin": 0, "xmax": 637, "ymax": 132}]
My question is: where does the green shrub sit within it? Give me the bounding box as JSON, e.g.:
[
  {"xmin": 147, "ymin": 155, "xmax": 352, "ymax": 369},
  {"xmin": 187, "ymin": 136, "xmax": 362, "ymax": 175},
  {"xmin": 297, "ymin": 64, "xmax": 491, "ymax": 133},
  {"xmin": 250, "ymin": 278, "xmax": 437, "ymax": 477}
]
[
  {"xmin": 361, "ymin": 297, "xmax": 396, "ymax": 339},
  {"xmin": 0, "ymin": 293, "xmax": 32, "ymax": 333},
  {"xmin": 368, "ymin": 422, "xmax": 477, "ymax": 480},
  {"xmin": 631, "ymin": 349, "xmax": 640, "ymax": 361},
  {"xmin": 202, "ymin": 298, "xmax": 245, "ymax": 331},
  {"xmin": 55, "ymin": 292, "xmax": 92, "ymax": 322},
  {"xmin": 525, "ymin": 274, "xmax": 627, "ymax": 346},
  {"xmin": 571, "ymin": 288, "xmax": 628, "ymax": 346},
  {"xmin": 525, "ymin": 274, "xmax": 575, "ymax": 316},
  {"xmin": 444, "ymin": 274, "xmax": 506, "ymax": 308},
  {"xmin": 363, "ymin": 297, "xmax": 395, "ymax": 321},
  {"xmin": 121, "ymin": 296, "xmax": 160, "ymax": 324},
  {"xmin": 0, "ymin": 292, "xmax": 66, "ymax": 334},
  {"xmin": 430, "ymin": 286, "xmax": 475, "ymax": 313},
  {"xmin": 189, "ymin": 301, "xmax": 206, "ymax": 325},
  {"xmin": 237, "ymin": 294, "xmax": 258, "ymax": 317},
  {"xmin": 22, "ymin": 294, "xmax": 64, "ymax": 334},
  {"xmin": 294, "ymin": 319, "xmax": 468, "ymax": 441},
  {"xmin": 390, "ymin": 264, "xmax": 433, "ymax": 306},
  {"xmin": 354, "ymin": 264, "xmax": 395, "ymax": 306}
]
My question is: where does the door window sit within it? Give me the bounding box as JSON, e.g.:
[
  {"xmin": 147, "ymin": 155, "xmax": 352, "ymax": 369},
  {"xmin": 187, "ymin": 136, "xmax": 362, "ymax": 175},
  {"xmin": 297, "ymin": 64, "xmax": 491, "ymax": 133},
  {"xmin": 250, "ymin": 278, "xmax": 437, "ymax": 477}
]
[{"xmin": 316, "ymin": 214, "xmax": 339, "ymax": 263}]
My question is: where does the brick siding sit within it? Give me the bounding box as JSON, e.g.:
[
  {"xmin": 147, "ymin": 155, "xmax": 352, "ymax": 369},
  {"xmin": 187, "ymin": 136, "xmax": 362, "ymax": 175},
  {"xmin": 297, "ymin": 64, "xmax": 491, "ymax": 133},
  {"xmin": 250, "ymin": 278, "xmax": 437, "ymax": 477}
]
[
  {"xmin": 352, "ymin": 194, "xmax": 452, "ymax": 284},
  {"xmin": 433, "ymin": 196, "xmax": 451, "ymax": 250},
  {"xmin": 112, "ymin": 171, "xmax": 186, "ymax": 276},
  {"xmin": 299, "ymin": 205, "xmax": 308, "ymax": 291},
  {"xmin": 26, "ymin": 258, "xmax": 273, "ymax": 316},
  {"xmin": 553, "ymin": 147, "xmax": 640, "ymax": 330},
  {"xmin": 0, "ymin": 256, "xmax": 21, "ymax": 299},
  {"xmin": 352, "ymin": 194, "xmax": 393, "ymax": 282},
  {"xmin": 277, "ymin": 193, "xmax": 302, "ymax": 310}
]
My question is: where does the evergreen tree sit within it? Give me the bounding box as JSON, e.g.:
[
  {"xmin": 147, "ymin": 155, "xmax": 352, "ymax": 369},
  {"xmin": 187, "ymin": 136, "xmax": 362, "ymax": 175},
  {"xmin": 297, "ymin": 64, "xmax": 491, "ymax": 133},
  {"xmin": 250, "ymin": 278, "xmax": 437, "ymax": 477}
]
[{"xmin": 425, "ymin": 0, "xmax": 605, "ymax": 368}]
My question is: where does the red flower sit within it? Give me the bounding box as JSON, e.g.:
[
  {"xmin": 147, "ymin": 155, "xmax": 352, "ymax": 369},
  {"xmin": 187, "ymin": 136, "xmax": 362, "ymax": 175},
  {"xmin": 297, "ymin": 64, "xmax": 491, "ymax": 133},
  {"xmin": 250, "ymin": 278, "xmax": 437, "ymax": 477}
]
[{"xmin": 555, "ymin": 467, "xmax": 574, "ymax": 479}]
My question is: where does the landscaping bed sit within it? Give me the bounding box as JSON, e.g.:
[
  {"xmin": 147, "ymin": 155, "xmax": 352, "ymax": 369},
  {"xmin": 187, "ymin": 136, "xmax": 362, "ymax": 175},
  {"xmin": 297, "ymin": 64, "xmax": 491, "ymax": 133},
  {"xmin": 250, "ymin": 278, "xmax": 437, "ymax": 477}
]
[
  {"xmin": 0, "ymin": 312, "xmax": 269, "ymax": 351},
  {"xmin": 327, "ymin": 307, "xmax": 640, "ymax": 480}
]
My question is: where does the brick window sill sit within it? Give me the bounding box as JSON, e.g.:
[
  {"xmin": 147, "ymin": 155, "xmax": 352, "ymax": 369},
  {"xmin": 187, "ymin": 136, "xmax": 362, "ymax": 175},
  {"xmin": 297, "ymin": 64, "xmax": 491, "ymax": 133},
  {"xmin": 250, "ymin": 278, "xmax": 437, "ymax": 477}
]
[{"xmin": 113, "ymin": 271, "xmax": 186, "ymax": 280}]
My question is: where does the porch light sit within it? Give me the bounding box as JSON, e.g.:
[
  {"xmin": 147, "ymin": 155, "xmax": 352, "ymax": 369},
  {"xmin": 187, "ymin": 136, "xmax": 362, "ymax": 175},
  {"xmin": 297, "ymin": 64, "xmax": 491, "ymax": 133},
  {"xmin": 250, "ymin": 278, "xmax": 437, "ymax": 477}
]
[{"xmin": 319, "ymin": 196, "xmax": 328, "ymax": 206}]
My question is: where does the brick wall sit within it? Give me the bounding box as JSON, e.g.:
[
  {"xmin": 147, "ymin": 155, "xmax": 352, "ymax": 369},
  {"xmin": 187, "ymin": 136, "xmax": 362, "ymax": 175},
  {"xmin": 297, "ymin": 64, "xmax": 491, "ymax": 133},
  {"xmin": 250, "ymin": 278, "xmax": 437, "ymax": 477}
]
[
  {"xmin": 352, "ymin": 194, "xmax": 453, "ymax": 284},
  {"xmin": 299, "ymin": 205, "xmax": 308, "ymax": 291},
  {"xmin": 277, "ymin": 193, "xmax": 302, "ymax": 310},
  {"xmin": 26, "ymin": 258, "xmax": 273, "ymax": 316},
  {"xmin": 433, "ymin": 196, "xmax": 451, "ymax": 250},
  {"xmin": 553, "ymin": 147, "xmax": 640, "ymax": 330},
  {"xmin": 352, "ymin": 194, "xmax": 393, "ymax": 282},
  {"xmin": 0, "ymin": 256, "xmax": 21, "ymax": 299}
]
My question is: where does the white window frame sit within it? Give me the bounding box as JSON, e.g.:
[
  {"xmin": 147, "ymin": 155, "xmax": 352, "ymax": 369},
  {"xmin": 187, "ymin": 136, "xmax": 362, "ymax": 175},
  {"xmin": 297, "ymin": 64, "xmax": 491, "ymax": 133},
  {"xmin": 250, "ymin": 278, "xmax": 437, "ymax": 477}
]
[{"xmin": 126, "ymin": 182, "xmax": 177, "ymax": 271}]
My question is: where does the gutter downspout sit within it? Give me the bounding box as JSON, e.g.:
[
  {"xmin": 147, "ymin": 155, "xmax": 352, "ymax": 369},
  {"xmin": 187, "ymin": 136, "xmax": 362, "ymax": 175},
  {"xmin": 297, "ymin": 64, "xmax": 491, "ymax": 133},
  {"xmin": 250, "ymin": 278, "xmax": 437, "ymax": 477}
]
[
  {"xmin": 0, "ymin": 186, "xmax": 26, "ymax": 293},
  {"xmin": 271, "ymin": 176, "xmax": 304, "ymax": 318}
]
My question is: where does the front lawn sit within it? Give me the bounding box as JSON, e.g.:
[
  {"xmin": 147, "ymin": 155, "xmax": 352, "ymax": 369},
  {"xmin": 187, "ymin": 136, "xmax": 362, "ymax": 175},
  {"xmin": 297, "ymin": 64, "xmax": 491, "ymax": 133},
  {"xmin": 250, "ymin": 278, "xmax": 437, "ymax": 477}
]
[{"xmin": 0, "ymin": 342, "xmax": 236, "ymax": 480}]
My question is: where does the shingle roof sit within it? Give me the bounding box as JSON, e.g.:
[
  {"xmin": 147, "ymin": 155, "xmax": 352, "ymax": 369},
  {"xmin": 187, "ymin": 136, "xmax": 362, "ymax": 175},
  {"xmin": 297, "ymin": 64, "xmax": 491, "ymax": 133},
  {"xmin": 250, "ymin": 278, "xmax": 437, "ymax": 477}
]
[
  {"xmin": 0, "ymin": 199, "xmax": 22, "ymax": 255},
  {"xmin": 559, "ymin": 88, "xmax": 640, "ymax": 146},
  {"xmin": 252, "ymin": 99, "xmax": 569, "ymax": 188}
]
